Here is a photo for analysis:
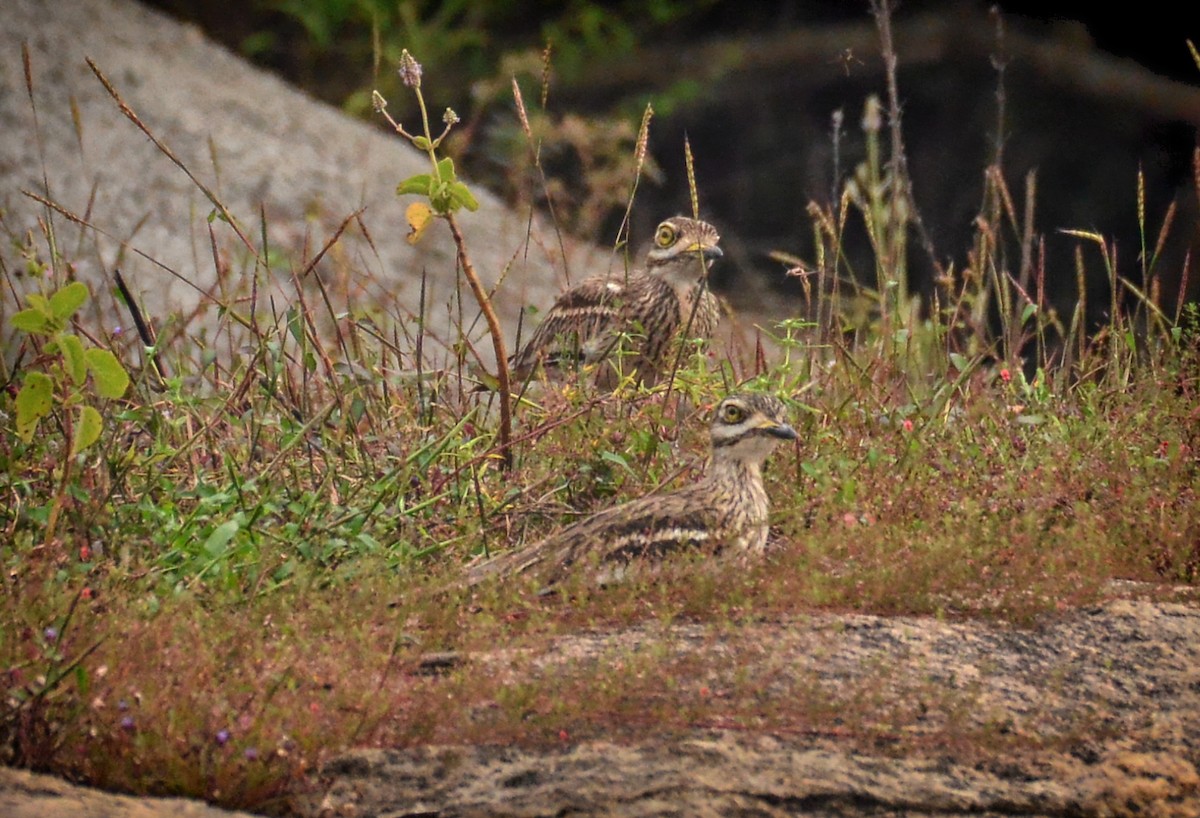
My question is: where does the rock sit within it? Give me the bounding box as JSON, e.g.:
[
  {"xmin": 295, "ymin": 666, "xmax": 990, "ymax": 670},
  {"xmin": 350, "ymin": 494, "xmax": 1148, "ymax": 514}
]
[
  {"xmin": 0, "ymin": 765, "xmax": 260, "ymax": 818},
  {"xmin": 306, "ymin": 599, "xmax": 1200, "ymax": 817},
  {"xmin": 1, "ymin": 0, "xmax": 606, "ymax": 369}
]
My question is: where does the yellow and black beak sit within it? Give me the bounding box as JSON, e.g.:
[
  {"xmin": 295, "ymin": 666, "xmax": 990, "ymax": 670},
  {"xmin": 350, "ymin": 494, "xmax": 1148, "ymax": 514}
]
[
  {"xmin": 759, "ymin": 418, "xmax": 797, "ymax": 440},
  {"xmin": 685, "ymin": 241, "xmax": 723, "ymax": 262}
]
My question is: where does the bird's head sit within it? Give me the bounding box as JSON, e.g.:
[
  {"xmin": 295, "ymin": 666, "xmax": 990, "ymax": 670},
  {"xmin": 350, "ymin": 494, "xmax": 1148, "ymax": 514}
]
[
  {"xmin": 645, "ymin": 216, "xmax": 722, "ymax": 278},
  {"xmin": 709, "ymin": 393, "xmax": 796, "ymax": 464}
]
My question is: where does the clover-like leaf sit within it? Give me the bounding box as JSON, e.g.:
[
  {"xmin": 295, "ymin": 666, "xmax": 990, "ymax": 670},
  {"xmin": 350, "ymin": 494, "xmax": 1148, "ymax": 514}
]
[
  {"xmin": 84, "ymin": 348, "xmax": 130, "ymax": 399},
  {"xmin": 59, "ymin": 333, "xmax": 88, "ymax": 385},
  {"xmin": 49, "ymin": 281, "xmax": 89, "ymax": 321},
  {"xmin": 435, "ymin": 156, "xmax": 457, "ymax": 183},
  {"xmin": 72, "ymin": 405, "xmax": 102, "ymax": 455},
  {"xmin": 10, "ymin": 308, "xmax": 48, "ymax": 334},
  {"xmin": 397, "ymin": 174, "xmax": 433, "ymax": 196},
  {"xmin": 25, "ymin": 293, "xmax": 52, "ymax": 316},
  {"xmin": 448, "ymin": 181, "xmax": 480, "ymax": 212},
  {"xmin": 15, "ymin": 372, "xmax": 53, "ymax": 442}
]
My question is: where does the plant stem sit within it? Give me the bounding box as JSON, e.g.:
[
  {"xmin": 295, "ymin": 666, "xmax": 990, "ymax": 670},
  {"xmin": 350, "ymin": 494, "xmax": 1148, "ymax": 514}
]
[
  {"xmin": 44, "ymin": 423, "xmax": 73, "ymax": 545},
  {"xmin": 445, "ymin": 213, "xmax": 513, "ymax": 471}
]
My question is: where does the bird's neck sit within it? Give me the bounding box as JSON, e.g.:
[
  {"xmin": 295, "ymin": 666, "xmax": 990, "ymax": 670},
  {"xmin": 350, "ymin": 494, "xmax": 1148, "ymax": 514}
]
[
  {"xmin": 652, "ymin": 257, "xmax": 709, "ymax": 289},
  {"xmin": 706, "ymin": 455, "xmax": 767, "ymax": 503},
  {"xmin": 704, "ymin": 452, "xmax": 772, "ymax": 552}
]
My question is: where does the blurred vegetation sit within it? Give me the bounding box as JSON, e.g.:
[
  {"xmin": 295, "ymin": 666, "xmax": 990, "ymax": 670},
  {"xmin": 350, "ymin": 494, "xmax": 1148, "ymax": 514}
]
[
  {"xmin": 147, "ymin": 0, "xmax": 727, "ymax": 238},
  {"xmin": 150, "ymin": 0, "xmax": 721, "ymax": 118}
]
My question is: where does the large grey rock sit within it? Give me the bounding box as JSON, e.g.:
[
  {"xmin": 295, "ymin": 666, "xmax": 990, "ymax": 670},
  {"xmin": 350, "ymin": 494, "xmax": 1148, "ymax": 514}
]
[{"xmin": 0, "ymin": 0, "xmax": 604, "ymax": 369}]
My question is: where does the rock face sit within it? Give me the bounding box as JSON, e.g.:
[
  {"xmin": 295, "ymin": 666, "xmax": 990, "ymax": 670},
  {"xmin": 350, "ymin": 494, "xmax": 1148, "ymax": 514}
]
[
  {"xmin": 303, "ymin": 598, "xmax": 1200, "ymax": 818},
  {"xmin": 2, "ymin": 597, "xmax": 1197, "ymax": 816},
  {"xmin": 0, "ymin": 0, "xmax": 605, "ymax": 368},
  {"xmin": 0, "ymin": 765, "xmax": 260, "ymax": 818}
]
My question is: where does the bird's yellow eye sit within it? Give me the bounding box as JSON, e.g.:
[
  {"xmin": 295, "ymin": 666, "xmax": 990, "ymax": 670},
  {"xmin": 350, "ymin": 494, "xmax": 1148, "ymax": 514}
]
[
  {"xmin": 654, "ymin": 223, "xmax": 677, "ymax": 248},
  {"xmin": 721, "ymin": 402, "xmax": 745, "ymax": 423}
]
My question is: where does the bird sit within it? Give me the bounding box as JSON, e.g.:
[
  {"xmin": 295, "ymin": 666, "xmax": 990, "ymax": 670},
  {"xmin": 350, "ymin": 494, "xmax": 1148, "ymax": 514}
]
[
  {"xmin": 464, "ymin": 392, "xmax": 796, "ymax": 587},
  {"xmin": 509, "ymin": 215, "xmax": 724, "ymax": 386}
]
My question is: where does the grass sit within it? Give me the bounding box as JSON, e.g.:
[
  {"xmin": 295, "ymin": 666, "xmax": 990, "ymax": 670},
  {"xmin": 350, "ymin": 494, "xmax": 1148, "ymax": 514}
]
[{"xmin": 3, "ymin": 8, "xmax": 1199, "ymax": 814}]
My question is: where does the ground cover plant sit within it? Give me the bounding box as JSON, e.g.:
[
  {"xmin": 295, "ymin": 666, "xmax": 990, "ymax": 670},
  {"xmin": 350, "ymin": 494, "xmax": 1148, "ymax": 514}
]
[{"xmin": 2, "ymin": 9, "xmax": 1199, "ymax": 814}]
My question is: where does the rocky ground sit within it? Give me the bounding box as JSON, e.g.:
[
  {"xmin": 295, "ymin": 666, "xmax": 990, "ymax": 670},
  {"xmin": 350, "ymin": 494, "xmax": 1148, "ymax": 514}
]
[
  {"xmin": 299, "ymin": 594, "xmax": 1200, "ymax": 818},
  {"xmin": 5, "ymin": 593, "xmax": 1199, "ymax": 816}
]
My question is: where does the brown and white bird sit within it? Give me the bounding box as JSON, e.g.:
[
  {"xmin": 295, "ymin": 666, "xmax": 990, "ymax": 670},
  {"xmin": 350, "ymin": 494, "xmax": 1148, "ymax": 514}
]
[
  {"xmin": 510, "ymin": 215, "xmax": 723, "ymax": 385},
  {"xmin": 464, "ymin": 393, "xmax": 796, "ymax": 587}
]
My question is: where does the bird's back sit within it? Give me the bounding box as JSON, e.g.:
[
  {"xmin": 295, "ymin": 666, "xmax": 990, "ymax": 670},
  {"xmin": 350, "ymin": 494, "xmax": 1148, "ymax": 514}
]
[
  {"xmin": 464, "ymin": 478, "xmax": 725, "ymax": 587},
  {"xmin": 509, "ymin": 215, "xmax": 723, "ymax": 384}
]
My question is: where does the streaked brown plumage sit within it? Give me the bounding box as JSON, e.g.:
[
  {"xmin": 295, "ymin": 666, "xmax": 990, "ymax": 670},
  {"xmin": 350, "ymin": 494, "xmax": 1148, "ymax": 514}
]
[
  {"xmin": 511, "ymin": 216, "xmax": 723, "ymax": 384},
  {"xmin": 464, "ymin": 393, "xmax": 796, "ymax": 586}
]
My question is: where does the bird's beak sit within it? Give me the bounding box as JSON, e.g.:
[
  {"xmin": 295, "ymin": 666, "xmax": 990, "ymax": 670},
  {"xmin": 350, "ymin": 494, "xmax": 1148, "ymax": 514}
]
[
  {"xmin": 686, "ymin": 242, "xmax": 723, "ymax": 261},
  {"xmin": 760, "ymin": 420, "xmax": 797, "ymax": 440}
]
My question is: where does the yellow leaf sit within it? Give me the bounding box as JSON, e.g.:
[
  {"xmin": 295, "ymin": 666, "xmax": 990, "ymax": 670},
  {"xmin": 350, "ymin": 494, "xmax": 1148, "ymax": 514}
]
[{"xmin": 405, "ymin": 201, "xmax": 433, "ymax": 245}]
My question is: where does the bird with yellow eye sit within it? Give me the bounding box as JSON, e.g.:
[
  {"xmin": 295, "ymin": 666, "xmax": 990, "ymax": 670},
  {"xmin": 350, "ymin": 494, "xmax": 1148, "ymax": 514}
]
[
  {"xmin": 464, "ymin": 393, "xmax": 796, "ymax": 587},
  {"xmin": 509, "ymin": 215, "xmax": 724, "ymax": 387}
]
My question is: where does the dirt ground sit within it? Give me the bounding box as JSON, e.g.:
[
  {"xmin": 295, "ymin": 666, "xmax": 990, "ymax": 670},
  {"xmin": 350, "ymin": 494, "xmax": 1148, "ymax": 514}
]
[
  {"xmin": 5, "ymin": 592, "xmax": 1199, "ymax": 817},
  {"xmin": 299, "ymin": 593, "xmax": 1200, "ymax": 817}
]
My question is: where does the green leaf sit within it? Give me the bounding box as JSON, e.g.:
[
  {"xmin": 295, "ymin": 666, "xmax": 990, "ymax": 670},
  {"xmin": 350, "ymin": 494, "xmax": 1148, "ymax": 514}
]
[
  {"xmin": 84, "ymin": 348, "xmax": 130, "ymax": 399},
  {"xmin": 435, "ymin": 156, "xmax": 456, "ymax": 183},
  {"xmin": 1021, "ymin": 303, "xmax": 1038, "ymax": 326},
  {"xmin": 59, "ymin": 333, "xmax": 88, "ymax": 385},
  {"xmin": 599, "ymin": 450, "xmax": 633, "ymax": 474},
  {"xmin": 202, "ymin": 519, "xmax": 241, "ymax": 559},
  {"xmin": 448, "ymin": 181, "xmax": 479, "ymax": 212},
  {"xmin": 75, "ymin": 664, "xmax": 90, "ymax": 697},
  {"xmin": 25, "ymin": 293, "xmax": 51, "ymax": 315},
  {"xmin": 948, "ymin": 352, "xmax": 969, "ymax": 372},
  {"xmin": 72, "ymin": 405, "xmax": 102, "ymax": 455},
  {"xmin": 15, "ymin": 372, "xmax": 53, "ymax": 442},
  {"xmin": 396, "ymin": 174, "xmax": 432, "ymax": 196},
  {"xmin": 11, "ymin": 308, "xmax": 48, "ymax": 334},
  {"xmin": 412, "ymin": 136, "xmax": 431, "ymax": 151},
  {"xmin": 286, "ymin": 306, "xmax": 306, "ymax": 347},
  {"xmin": 49, "ymin": 281, "xmax": 89, "ymax": 320}
]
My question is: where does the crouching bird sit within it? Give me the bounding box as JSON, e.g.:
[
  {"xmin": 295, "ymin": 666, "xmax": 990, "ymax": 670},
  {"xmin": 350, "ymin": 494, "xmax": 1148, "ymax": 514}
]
[{"xmin": 464, "ymin": 393, "xmax": 796, "ymax": 587}]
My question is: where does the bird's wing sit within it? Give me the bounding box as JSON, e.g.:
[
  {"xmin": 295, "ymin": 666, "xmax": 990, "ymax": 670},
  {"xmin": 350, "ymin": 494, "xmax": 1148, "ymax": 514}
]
[
  {"xmin": 511, "ymin": 275, "xmax": 629, "ymax": 373},
  {"xmin": 464, "ymin": 488, "xmax": 720, "ymax": 587}
]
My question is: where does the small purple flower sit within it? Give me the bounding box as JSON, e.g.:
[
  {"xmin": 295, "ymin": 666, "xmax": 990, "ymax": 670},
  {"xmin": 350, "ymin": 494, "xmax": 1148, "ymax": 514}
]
[
  {"xmin": 216, "ymin": 729, "xmax": 230, "ymax": 746},
  {"xmin": 43, "ymin": 627, "xmax": 58, "ymax": 642},
  {"xmin": 398, "ymin": 49, "xmax": 422, "ymax": 88},
  {"xmin": 118, "ymin": 699, "xmax": 129, "ymax": 711},
  {"xmin": 243, "ymin": 747, "xmax": 259, "ymax": 761},
  {"xmin": 112, "ymin": 326, "xmax": 123, "ymax": 336},
  {"xmin": 120, "ymin": 716, "xmax": 136, "ymax": 731}
]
